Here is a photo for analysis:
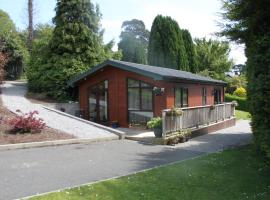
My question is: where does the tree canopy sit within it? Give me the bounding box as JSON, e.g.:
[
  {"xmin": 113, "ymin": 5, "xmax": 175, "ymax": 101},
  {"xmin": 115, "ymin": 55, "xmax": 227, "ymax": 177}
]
[
  {"xmin": 194, "ymin": 38, "xmax": 233, "ymax": 80},
  {"xmin": 148, "ymin": 15, "xmax": 188, "ymax": 71},
  {"xmin": 0, "ymin": 10, "xmax": 28, "ymax": 79},
  {"xmin": 118, "ymin": 19, "xmax": 149, "ymax": 64}
]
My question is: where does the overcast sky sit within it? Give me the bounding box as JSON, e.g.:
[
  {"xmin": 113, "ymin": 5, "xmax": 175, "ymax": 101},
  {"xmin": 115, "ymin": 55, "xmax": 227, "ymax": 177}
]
[{"xmin": 0, "ymin": 0, "xmax": 246, "ymax": 64}]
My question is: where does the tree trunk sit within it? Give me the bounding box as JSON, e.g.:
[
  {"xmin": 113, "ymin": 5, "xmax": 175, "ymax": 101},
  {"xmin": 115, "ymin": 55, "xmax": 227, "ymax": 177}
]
[{"xmin": 27, "ymin": 0, "xmax": 33, "ymax": 50}]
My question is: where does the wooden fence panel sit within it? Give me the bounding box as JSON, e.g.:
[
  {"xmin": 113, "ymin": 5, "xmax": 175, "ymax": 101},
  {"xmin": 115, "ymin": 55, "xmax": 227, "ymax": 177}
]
[{"xmin": 162, "ymin": 103, "xmax": 236, "ymax": 137}]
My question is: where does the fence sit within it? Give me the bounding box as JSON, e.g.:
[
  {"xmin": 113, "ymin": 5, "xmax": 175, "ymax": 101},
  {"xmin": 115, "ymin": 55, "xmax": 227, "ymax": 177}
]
[{"xmin": 162, "ymin": 102, "xmax": 236, "ymax": 137}]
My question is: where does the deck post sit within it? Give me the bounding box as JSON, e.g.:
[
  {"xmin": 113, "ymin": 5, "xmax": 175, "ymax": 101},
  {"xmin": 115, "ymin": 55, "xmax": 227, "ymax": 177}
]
[{"xmin": 162, "ymin": 110, "xmax": 166, "ymax": 138}]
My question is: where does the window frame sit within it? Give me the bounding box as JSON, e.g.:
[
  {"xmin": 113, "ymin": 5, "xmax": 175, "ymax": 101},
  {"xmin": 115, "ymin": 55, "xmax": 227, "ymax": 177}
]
[
  {"xmin": 214, "ymin": 88, "xmax": 222, "ymax": 104},
  {"xmin": 174, "ymin": 87, "xmax": 189, "ymax": 108},
  {"xmin": 127, "ymin": 78, "xmax": 153, "ymax": 112},
  {"xmin": 202, "ymin": 87, "xmax": 207, "ymax": 106},
  {"xmin": 127, "ymin": 78, "xmax": 154, "ymax": 124}
]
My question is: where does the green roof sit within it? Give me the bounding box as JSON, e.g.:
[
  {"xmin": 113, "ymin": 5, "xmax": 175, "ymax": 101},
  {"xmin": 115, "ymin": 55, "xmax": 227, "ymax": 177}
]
[{"xmin": 68, "ymin": 59, "xmax": 227, "ymax": 87}]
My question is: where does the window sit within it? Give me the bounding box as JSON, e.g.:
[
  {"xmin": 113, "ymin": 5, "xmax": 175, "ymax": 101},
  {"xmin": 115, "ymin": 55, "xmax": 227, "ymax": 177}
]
[
  {"xmin": 128, "ymin": 79, "xmax": 153, "ymax": 124},
  {"xmin": 214, "ymin": 88, "xmax": 222, "ymax": 104},
  {"xmin": 202, "ymin": 87, "xmax": 207, "ymax": 105},
  {"xmin": 175, "ymin": 88, "xmax": 188, "ymax": 107}
]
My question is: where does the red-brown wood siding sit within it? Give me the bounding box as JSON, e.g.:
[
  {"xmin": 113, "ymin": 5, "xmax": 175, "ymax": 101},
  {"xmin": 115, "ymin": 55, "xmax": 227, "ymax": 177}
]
[{"xmin": 78, "ymin": 65, "xmax": 224, "ymax": 127}]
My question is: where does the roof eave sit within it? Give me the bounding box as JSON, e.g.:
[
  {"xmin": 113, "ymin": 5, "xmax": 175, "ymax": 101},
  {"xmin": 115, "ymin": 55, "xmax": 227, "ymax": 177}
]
[
  {"xmin": 163, "ymin": 76, "xmax": 227, "ymax": 86},
  {"xmin": 68, "ymin": 60, "xmax": 164, "ymax": 87}
]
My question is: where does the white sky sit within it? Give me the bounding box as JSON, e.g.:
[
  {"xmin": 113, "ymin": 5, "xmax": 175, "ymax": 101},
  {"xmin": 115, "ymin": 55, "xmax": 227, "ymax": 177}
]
[{"xmin": 0, "ymin": 0, "xmax": 246, "ymax": 64}]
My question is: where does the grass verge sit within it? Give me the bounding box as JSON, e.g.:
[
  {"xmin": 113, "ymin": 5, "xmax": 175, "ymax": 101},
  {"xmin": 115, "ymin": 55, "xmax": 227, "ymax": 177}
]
[
  {"xmin": 30, "ymin": 145, "xmax": 270, "ymax": 200},
  {"xmin": 235, "ymin": 110, "xmax": 251, "ymax": 120}
]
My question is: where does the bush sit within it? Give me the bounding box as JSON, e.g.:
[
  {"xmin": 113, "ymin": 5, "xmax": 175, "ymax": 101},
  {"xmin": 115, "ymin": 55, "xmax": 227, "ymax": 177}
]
[
  {"xmin": 226, "ymin": 75, "xmax": 247, "ymax": 94},
  {"xmin": 0, "ymin": 52, "xmax": 8, "ymax": 84},
  {"xmin": 233, "ymin": 87, "xmax": 247, "ymax": 97},
  {"xmin": 6, "ymin": 110, "xmax": 46, "ymax": 133},
  {"xmin": 147, "ymin": 117, "xmax": 162, "ymax": 129},
  {"xmin": 225, "ymin": 93, "xmax": 248, "ymax": 112}
]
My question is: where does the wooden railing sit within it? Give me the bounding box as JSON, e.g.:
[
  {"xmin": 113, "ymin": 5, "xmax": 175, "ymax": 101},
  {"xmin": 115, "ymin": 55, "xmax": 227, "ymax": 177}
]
[{"xmin": 162, "ymin": 102, "xmax": 236, "ymax": 137}]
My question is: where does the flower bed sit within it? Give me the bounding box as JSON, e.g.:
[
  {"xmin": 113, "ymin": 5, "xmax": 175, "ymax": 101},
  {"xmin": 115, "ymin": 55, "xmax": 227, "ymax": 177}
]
[{"xmin": 0, "ymin": 97, "xmax": 75, "ymax": 145}]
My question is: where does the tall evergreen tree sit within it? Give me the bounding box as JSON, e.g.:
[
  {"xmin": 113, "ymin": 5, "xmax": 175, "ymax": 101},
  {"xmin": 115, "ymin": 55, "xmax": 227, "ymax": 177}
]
[
  {"xmin": 181, "ymin": 29, "xmax": 198, "ymax": 73},
  {"xmin": 221, "ymin": 0, "xmax": 270, "ymax": 158},
  {"xmin": 148, "ymin": 15, "xmax": 188, "ymax": 71},
  {"xmin": 118, "ymin": 19, "xmax": 149, "ymax": 64},
  {"xmin": 44, "ymin": 0, "xmax": 105, "ymax": 99}
]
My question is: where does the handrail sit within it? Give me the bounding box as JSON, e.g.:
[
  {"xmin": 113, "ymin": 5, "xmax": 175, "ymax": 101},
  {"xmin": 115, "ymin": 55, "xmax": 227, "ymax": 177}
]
[{"xmin": 162, "ymin": 102, "xmax": 236, "ymax": 137}]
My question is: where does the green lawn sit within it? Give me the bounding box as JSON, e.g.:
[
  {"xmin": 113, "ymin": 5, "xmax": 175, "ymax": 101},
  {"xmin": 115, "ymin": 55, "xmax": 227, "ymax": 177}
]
[
  {"xmin": 235, "ymin": 110, "xmax": 251, "ymax": 120},
  {"xmin": 30, "ymin": 145, "xmax": 270, "ymax": 200}
]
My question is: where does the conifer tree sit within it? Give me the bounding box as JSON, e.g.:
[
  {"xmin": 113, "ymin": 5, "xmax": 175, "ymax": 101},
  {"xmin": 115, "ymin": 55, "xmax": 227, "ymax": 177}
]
[
  {"xmin": 148, "ymin": 15, "xmax": 188, "ymax": 71},
  {"xmin": 181, "ymin": 29, "xmax": 198, "ymax": 73},
  {"xmin": 222, "ymin": 0, "xmax": 270, "ymax": 158},
  {"xmin": 45, "ymin": 0, "xmax": 105, "ymax": 99}
]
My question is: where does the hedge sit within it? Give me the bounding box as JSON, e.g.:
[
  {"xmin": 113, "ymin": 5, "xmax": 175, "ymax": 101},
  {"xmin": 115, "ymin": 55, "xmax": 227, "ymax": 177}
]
[{"xmin": 225, "ymin": 94, "xmax": 249, "ymax": 112}]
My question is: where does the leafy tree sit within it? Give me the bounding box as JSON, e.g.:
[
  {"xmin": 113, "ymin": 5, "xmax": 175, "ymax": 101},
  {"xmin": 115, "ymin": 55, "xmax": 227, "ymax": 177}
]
[
  {"xmin": 0, "ymin": 10, "xmax": 28, "ymax": 79},
  {"xmin": 181, "ymin": 29, "xmax": 198, "ymax": 73},
  {"xmin": 221, "ymin": 0, "xmax": 270, "ymax": 158},
  {"xmin": 27, "ymin": 0, "xmax": 120, "ymax": 100},
  {"xmin": 194, "ymin": 38, "xmax": 233, "ymax": 80},
  {"xmin": 104, "ymin": 40, "xmax": 122, "ymax": 61},
  {"xmin": 0, "ymin": 52, "xmax": 8, "ymax": 84},
  {"xmin": 226, "ymin": 75, "xmax": 247, "ymax": 94},
  {"xmin": 27, "ymin": 24, "xmax": 54, "ymax": 92},
  {"xmin": 118, "ymin": 19, "xmax": 149, "ymax": 64},
  {"xmin": 148, "ymin": 15, "xmax": 188, "ymax": 70}
]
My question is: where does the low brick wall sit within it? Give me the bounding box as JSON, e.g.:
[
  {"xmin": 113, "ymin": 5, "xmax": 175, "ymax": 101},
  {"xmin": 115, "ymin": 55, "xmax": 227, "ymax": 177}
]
[{"xmin": 191, "ymin": 117, "xmax": 236, "ymax": 138}]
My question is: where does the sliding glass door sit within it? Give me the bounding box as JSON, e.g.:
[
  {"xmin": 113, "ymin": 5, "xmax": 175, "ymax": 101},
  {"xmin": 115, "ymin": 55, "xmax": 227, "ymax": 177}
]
[{"xmin": 88, "ymin": 80, "xmax": 108, "ymax": 123}]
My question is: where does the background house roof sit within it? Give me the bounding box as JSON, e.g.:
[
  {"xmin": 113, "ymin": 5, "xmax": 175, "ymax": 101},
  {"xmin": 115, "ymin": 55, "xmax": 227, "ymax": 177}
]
[{"xmin": 68, "ymin": 59, "xmax": 227, "ymax": 86}]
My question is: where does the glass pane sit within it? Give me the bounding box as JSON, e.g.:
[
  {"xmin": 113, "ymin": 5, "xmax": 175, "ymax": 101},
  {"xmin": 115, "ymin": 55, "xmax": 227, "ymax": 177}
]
[
  {"xmin": 128, "ymin": 88, "xmax": 140, "ymax": 110},
  {"xmin": 202, "ymin": 88, "xmax": 207, "ymax": 105},
  {"xmin": 175, "ymin": 88, "xmax": 182, "ymax": 107},
  {"xmin": 141, "ymin": 89, "xmax": 153, "ymax": 110},
  {"xmin": 89, "ymin": 92, "xmax": 97, "ymax": 122},
  {"xmin": 214, "ymin": 89, "xmax": 221, "ymax": 104},
  {"xmin": 99, "ymin": 90, "xmax": 108, "ymax": 122},
  {"xmin": 182, "ymin": 89, "xmax": 188, "ymax": 107},
  {"xmin": 128, "ymin": 79, "xmax": 139, "ymax": 87},
  {"xmin": 141, "ymin": 82, "xmax": 151, "ymax": 88},
  {"xmin": 104, "ymin": 80, "xmax": 108, "ymax": 89},
  {"xmin": 129, "ymin": 111, "xmax": 153, "ymax": 124}
]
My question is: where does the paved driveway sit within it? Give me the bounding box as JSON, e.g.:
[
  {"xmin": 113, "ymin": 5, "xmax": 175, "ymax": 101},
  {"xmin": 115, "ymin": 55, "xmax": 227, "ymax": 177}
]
[
  {"xmin": 0, "ymin": 120, "xmax": 252, "ymax": 200},
  {"xmin": 1, "ymin": 81, "xmax": 120, "ymax": 139}
]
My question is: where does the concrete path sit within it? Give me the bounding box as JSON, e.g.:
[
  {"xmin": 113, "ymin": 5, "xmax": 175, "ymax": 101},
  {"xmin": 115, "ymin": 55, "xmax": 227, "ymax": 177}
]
[
  {"xmin": 1, "ymin": 81, "xmax": 119, "ymax": 139},
  {"xmin": 0, "ymin": 120, "xmax": 252, "ymax": 200}
]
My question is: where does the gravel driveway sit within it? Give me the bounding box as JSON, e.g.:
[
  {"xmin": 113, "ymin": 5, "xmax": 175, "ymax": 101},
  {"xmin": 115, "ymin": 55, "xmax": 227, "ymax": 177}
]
[{"xmin": 1, "ymin": 81, "xmax": 119, "ymax": 139}]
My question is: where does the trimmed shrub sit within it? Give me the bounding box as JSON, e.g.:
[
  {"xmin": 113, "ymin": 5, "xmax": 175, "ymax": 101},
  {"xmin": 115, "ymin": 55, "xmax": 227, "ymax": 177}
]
[
  {"xmin": 5, "ymin": 110, "xmax": 46, "ymax": 133},
  {"xmin": 233, "ymin": 87, "xmax": 247, "ymax": 97},
  {"xmin": 225, "ymin": 93, "xmax": 248, "ymax": 112}
]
